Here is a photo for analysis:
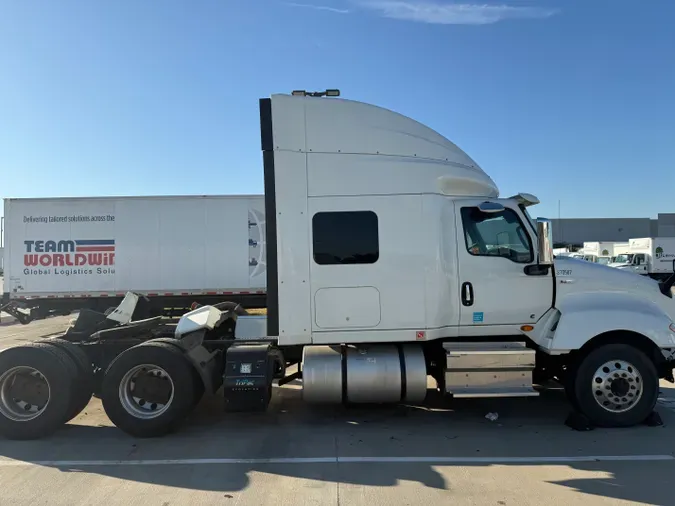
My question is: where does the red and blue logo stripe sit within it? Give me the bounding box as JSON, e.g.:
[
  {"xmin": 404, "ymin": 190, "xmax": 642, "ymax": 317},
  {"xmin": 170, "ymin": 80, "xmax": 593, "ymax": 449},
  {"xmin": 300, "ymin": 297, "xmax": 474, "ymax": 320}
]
[{"xmin": 75, "ymin": 239, "xmax": 116, "ymax": 253}]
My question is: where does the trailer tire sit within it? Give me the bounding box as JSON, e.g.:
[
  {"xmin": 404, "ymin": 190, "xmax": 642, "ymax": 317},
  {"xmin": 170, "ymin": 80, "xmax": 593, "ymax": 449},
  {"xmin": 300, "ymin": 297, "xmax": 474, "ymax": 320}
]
[
  {"xmin": 43, "ymin": 338, "xmax": 94, "ymax": 421},
  {"xmin": 0, "ymin": 345, "xmax": 76, "ymax": 440},
  {"xmin": 573, "ymin": 344, "xmax": 658, "ymax": 427},
  {"xmin": 101, "ymin": 342, "xmax": 196, "ymax": 438}
]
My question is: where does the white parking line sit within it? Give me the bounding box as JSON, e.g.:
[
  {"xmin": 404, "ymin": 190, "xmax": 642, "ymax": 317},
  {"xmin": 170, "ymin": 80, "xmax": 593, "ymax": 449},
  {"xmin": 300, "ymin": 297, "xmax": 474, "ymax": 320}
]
[{"xmin": 0, "ymin": 455, "xmax": 672, "ymax": 467}]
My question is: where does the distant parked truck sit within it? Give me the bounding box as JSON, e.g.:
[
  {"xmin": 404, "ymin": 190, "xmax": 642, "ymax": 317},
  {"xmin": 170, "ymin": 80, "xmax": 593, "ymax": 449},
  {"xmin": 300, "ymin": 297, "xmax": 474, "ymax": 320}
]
[
  {"xmin": 581, "ymin": 242, "xmax": 629, "ymax": 265},
  {"xmin": 609, "ymin": 237, "xmax": 675, "ymax": 281},
  {"xmin": 611, "ymin": 242, "xmax": 631, "ymax": 263},
  {"xmin": 1, "ymin": 195, "xmax": 267, "ymax": 323}
]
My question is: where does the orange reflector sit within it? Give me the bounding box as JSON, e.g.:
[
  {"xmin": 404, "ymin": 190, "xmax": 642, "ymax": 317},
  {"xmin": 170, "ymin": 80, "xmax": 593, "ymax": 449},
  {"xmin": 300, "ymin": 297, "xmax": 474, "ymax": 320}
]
[{"xmin": 521, "ymin": 325, "xmax": 534, "ymax": 332}]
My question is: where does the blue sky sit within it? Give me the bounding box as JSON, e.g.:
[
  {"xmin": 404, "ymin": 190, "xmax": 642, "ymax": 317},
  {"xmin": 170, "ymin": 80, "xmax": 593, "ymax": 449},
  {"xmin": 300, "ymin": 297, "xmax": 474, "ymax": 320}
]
[{"xmin": 1, "ymin": 0, "xmax": 674, "ymax": 222}]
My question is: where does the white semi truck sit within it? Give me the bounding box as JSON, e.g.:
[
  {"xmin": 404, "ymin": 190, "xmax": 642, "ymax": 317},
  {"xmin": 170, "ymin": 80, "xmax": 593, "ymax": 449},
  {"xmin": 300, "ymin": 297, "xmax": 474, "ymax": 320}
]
[
  {"xmin": 1, "ymin": 90, "xmax": 675, "ymax": 441},
  {"xmin": 609, "ymin": 237, "xmax": 675, "ymax": 281},
  {"xmin": 1, "ymin": 195, "xmax": 267, "ymax": 323}
]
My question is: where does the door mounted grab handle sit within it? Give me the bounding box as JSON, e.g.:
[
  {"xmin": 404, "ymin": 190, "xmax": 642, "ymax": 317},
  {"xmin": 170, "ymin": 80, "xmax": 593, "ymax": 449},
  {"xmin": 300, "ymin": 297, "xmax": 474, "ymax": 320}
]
[{"xmin": 461, "ymin": 282, "xmax": 474, "ymax": 306}]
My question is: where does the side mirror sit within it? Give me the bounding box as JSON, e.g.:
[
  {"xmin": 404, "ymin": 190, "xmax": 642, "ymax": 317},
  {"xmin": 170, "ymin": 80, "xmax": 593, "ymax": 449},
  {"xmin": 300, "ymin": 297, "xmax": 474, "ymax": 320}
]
[{"xmin": 536, "ymin": 218, "xmax": 554, "ymax": 266}]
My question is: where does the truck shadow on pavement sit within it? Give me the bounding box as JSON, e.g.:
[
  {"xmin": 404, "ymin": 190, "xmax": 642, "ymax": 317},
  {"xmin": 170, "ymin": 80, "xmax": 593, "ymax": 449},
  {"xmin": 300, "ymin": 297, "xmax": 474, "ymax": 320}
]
[{"xmin": 0, "ymin": 386, "xmax": 674, "ymax": 504}]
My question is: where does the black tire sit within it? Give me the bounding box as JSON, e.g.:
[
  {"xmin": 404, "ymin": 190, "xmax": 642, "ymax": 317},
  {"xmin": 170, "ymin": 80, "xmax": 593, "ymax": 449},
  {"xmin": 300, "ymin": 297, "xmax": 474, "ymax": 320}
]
[
  {"xmin": 191, "ymin": 368, "xmax": 206, "ymax": 407},
  {"xmin": 573, "ymin": 344, "xmax": 658, "ymax": 428},
  {"xmin": 140, "ymin": 338, "xmax": 205, "ymax": 407},
  {"xmin": 562, "ymin": 362, "xmax": 580, "ymax": 411},
  {"xmin": 101, "ymin": 342, "xmax": 196, "ymax": 438},
  {"xmin": 29, "ymin": 342, "xmax": 80, "ymax": 405},
  {"xmin": 0, "ymin": 345, "xmax": 75, "ymax": 440},
  {"xmin": 44, "ymin": 338, "xmax": 94, "ymax": 421}
]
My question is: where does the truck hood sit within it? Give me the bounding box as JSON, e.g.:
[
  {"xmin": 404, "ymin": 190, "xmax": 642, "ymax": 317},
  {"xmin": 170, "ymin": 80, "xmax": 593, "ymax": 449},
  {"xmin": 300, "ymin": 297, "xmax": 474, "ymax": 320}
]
[
  {"xmin": 607, "ymin": 262, "xmax": 631, "ymax": 268},
  {"xmin": 554, "ymin": 257, "xmax": 675, "ymax": 319}
]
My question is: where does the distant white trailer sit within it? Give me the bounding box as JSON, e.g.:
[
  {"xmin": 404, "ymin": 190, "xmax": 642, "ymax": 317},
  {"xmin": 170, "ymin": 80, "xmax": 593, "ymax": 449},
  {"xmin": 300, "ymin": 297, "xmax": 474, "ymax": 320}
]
[{"xmin": 1, "ymin": 195, "xmax": 266, "ymax": 322}]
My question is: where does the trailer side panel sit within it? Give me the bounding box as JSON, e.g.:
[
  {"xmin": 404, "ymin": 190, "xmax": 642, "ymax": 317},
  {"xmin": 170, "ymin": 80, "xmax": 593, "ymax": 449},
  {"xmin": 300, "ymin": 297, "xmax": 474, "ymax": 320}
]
[{"xmin": 3, "ymin": 195, "xmax": 266, "ymax": 300}]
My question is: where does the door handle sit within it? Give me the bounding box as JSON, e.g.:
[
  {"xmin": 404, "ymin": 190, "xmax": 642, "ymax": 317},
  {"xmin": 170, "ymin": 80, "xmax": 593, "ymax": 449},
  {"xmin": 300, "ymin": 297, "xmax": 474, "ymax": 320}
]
[{"xmin": 461, "ymin": 282, "xmax": 474, "ymax": 306}]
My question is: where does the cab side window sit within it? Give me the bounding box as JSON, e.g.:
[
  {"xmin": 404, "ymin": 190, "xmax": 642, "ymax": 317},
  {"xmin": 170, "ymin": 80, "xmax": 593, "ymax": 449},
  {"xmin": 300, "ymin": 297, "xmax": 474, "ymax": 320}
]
[{"xmin": 461, "ymin": 207, "xmax": 533, "ymax": 264}]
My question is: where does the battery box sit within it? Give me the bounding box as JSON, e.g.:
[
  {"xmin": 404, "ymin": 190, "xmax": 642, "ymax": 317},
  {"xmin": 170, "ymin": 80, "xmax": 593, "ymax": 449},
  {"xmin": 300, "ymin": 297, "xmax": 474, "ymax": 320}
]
[{"xmin": 223, "ymin": 343, "xmax": 274, "ymax": 412}]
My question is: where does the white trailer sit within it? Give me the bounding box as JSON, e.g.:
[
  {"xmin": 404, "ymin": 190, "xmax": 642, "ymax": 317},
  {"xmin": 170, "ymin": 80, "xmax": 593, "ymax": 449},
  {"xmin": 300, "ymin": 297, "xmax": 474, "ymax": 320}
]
[
  {"xmin": 1, "ymin": 90, "xmax": 674, "ymax": 441},
  {"xmin": 610, "ymin": 237, "xmax": 675, "ymax": 280},
  {"xmin": 1, "ymin": 195, "xmax": 266, "ymax": 323}
]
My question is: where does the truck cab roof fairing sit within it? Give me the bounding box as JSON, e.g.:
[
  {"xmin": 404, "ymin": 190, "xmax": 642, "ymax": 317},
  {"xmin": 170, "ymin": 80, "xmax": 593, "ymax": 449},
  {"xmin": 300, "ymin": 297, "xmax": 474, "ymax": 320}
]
[{"xmin": 268, "ymin": 94, "xmax": 499, "ymax": 198}]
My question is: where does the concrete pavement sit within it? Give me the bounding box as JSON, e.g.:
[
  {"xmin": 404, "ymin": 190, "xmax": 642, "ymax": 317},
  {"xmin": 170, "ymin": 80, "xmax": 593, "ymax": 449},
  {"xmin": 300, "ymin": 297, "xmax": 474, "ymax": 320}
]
[{"xmin": 1, "ymin": 318, "xmax": 674, "ymax": 505}]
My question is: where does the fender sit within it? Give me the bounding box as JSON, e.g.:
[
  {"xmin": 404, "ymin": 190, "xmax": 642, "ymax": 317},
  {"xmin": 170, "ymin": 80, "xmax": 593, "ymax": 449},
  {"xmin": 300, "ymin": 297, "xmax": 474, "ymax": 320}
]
[{"xmin": 532, "ymin": 292, "xmax": 675, "ymax": 354}]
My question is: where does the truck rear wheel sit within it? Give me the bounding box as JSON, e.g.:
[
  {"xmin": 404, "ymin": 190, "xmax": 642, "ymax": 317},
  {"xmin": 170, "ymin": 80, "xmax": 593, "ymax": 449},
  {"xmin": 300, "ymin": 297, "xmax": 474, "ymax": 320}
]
[
  {"xmin": 101, "ymin": 342, "xmax": 197, "ymax": 437},
  {"xmin": 573, "ymin": 344, "xmax": 658, "ymax": 427},
  {"xmin": 44, "ymin": 338, "xmax": 95, "ymax": 422},
  {"xmin": 0, "ymin": 345, "xmax": 76, "ymax": 440},
  {"xmin": 138, "ymin": 338, "xmax": 206, "ymax": 406}
]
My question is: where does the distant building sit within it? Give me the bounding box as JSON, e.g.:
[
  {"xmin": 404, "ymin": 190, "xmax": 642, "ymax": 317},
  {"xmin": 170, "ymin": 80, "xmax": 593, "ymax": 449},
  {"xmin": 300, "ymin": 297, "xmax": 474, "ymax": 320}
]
[{"xmin": 551, "ymin": 213, "xmax": 675, "ymax": 246}]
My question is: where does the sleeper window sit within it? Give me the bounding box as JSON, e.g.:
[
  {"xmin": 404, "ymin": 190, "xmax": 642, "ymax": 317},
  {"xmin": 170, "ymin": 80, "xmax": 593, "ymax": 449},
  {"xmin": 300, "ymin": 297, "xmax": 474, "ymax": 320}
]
[{"xmin": 312, "ymin": 211, "xmax": 379, "ymax": 265}]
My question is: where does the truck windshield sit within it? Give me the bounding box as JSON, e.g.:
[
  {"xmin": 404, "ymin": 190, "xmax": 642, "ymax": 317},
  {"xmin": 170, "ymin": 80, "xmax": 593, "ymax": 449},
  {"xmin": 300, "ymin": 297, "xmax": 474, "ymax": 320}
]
[
  {"xmin": 597, "ymin": 257, "xmax": 611, "ymax": 265},
  {"xmin": 614, "ymin": 254, "xmax": 633, "ymax": 263}
]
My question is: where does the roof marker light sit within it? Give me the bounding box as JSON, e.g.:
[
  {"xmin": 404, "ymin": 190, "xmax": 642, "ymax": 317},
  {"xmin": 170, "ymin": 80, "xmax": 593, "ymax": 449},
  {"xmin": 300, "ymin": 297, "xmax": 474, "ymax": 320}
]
[{"xmin": 291, "ymin": 89, "xmax": 341, "ymax": 98}]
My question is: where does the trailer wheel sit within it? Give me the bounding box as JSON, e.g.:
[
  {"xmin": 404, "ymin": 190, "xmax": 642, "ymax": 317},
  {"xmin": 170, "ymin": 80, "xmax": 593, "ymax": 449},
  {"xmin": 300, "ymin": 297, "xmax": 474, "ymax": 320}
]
[
  {"xmin": 44, "ymin": 338, "xmax": 94, "ymax": 421},
  {"xmin": 0, "ymin": 345, "xmax": 75, "ymax": 440},
  {"xmin": 573, "ymin": 344, "xmax": 658, "ymax": 427},
  {"xmin": 101, "ymin": 342, "xmax": 196, "ymax": 437}
]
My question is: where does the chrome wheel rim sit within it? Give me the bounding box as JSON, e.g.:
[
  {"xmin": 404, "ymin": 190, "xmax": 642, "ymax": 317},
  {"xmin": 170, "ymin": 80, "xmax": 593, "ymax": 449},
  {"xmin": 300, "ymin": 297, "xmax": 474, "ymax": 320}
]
[
  {"xmin": 592, "ymin": 360, "xmax": 643, "ymax": 413},
  {"xmin": 118, "ymin": 364, "xmax": 174, "ymax": 419},
  {"xmin": 0, "ymin": 366, "xmax": 50, "ymax": 422}
]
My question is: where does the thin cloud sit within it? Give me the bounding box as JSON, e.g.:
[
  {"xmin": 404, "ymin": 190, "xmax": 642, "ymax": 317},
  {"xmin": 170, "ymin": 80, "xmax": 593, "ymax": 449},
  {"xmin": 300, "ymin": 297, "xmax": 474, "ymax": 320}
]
[
  {"xmin": 283, "ymin": 2, "xmax": 351, "ymax": 14},
  {"xmin": 357, "ymin": 1, "xmax": 559, "ymax": 25}
]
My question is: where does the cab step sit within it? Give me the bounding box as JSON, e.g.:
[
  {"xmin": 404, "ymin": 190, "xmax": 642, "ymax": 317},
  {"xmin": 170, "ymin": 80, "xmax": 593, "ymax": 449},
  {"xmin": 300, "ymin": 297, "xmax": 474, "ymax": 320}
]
[{"xmin": 443, "ymin": 341, "xmax": 538, "ymax": 398}]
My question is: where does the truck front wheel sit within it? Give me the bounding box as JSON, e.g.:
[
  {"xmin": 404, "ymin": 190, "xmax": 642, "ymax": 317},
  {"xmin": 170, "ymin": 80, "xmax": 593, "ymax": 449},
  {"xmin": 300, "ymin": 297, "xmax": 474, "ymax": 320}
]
[{"xmin": 573, "ymin": 344, "xmax": 658, "ymax": 427}]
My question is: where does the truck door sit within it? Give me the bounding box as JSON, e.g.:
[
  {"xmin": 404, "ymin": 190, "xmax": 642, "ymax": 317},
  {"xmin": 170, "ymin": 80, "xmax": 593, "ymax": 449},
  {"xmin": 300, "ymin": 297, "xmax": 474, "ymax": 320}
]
[
  {"xmin": 632, "ymin": 253, "xmax": 648, "ymax": 274},
  {"xmin": 454, "ymin": 200, "xmax": 553, "ymax": 333}
]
